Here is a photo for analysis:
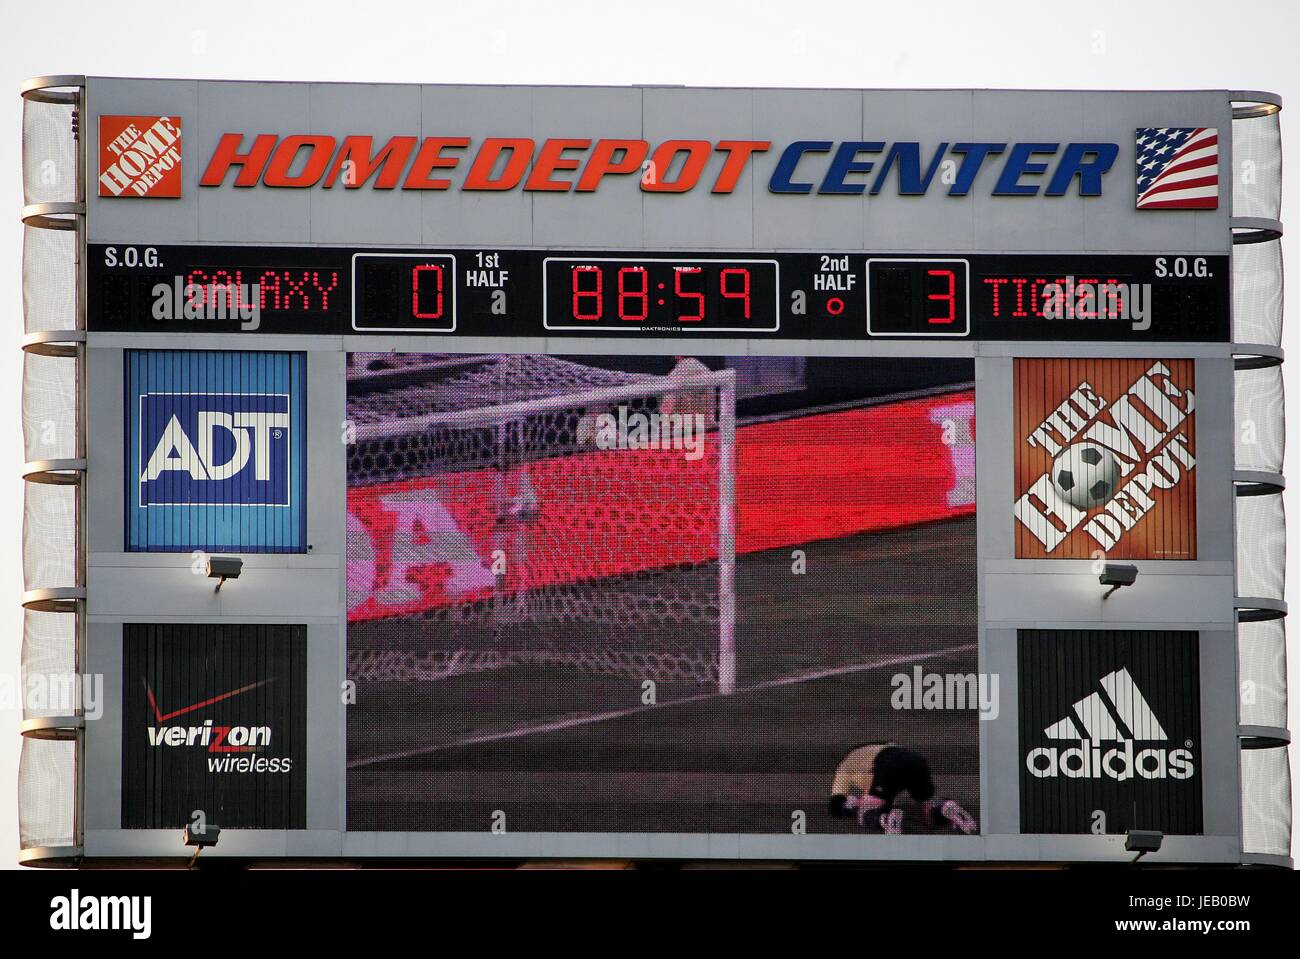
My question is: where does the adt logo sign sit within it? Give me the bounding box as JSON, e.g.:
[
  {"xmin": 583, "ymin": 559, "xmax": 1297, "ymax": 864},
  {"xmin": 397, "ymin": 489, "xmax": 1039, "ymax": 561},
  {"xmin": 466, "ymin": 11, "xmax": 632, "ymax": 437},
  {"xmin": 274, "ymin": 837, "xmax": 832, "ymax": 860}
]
[
  {"xmin": 126, "ymin": 351, "xmax": 306, "ymax": 552},
  {"xmin": 138, "ymin": 393, "xmax": 292, "ymax": 507}
]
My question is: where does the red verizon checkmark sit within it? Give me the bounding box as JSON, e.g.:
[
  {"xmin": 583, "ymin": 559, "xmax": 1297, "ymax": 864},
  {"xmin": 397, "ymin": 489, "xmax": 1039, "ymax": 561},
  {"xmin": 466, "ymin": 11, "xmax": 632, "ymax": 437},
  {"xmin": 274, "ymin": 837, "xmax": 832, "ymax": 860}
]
[{"xmin": 146, "ymin": 679, "xmax": 272, "ymax": 723}]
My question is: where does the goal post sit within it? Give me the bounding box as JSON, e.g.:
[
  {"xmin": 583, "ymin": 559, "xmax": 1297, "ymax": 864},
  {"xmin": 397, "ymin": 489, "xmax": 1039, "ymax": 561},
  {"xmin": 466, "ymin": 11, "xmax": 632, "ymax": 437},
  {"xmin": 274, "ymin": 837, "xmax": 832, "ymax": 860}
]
[
  {"xmin": 346, "ymin": 355, "xmax": 738, "ymax": 694},
  {"xmin": 717, "ymin": 372, "xmax": 736, "ymax": 695}
]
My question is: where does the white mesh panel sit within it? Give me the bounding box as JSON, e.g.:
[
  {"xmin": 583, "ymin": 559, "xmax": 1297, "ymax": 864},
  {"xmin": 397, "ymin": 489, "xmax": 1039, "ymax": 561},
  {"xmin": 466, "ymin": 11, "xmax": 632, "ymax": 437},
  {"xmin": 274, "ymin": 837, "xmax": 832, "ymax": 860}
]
[
  {"xmin": 1234, "ymin": 364, "xmax": 1285, "ymax": 473},
  {"xmin": 23, "ymin": 225, "xmax": 77, "ymax": 334},
  {"xmin": 22, "ymin": 97, "xmax": 77, "ymax": 206},
  {"xmin": 1241, "ymin": 746, "xmax": 1292, "ymax": 859},
  {"xmin": 23, "ymin": 351, "xmax": 78, "ymax": 463},
  {"xmin": 22, "ymin": 481, "xmax": 77, "ymax": 591},
  {"xmin": 17, "ymin": 736, "xmax": 77, "ymax": 850},
  {"xmin": 1231, "ymin": 240, "xmax": 1283, "ymax": 347},
  {"xmin": 21, "ymin": 609, "xmax": 78, "ymax": 720},
  {"xmin": 1232, "ymin": 111, "xmax": 1282, "ymax": 221},
  {"xmin": 1235, "ymin": 493, "xmax": 1285, "ymax": 600},
  {"xmin": 1237, "ymin": 618, "xmax": 1288, "ymax": 729}
]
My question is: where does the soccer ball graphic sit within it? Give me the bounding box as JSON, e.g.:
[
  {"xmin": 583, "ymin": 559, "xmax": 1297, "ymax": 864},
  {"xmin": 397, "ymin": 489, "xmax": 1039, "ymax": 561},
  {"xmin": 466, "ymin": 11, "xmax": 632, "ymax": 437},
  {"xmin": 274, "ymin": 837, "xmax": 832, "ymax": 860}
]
[{"xmin": 1051, "ymin": 442, "xmax": 1120, "ymax": 509}]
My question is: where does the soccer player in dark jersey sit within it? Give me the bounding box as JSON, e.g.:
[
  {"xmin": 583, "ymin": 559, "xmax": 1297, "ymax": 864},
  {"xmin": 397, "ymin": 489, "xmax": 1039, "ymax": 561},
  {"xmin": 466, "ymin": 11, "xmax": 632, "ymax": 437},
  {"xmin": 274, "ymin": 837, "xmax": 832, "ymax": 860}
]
[{"xmin": 828, "ymin": 742, "xmax": 977, "ymax": 835}]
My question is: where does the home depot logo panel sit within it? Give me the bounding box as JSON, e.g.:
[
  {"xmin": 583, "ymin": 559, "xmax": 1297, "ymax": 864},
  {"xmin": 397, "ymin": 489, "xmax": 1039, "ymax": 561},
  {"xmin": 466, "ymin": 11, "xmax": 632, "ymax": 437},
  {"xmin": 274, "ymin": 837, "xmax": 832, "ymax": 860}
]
[
  {"xmin": 99, "ymin": 115, "xmax": 182, "ymax": 197},
  {"xmin": 1012, "ymin": 359, "xmax": 1196, "ymax": 559}
]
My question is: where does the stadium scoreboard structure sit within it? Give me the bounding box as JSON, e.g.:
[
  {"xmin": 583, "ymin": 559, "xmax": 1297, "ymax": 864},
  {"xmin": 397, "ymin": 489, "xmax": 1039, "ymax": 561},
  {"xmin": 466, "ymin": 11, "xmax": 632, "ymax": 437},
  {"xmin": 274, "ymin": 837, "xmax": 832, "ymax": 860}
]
[{"xmin": 17, "ymin": 77, "xmax": 1291, "ymax": 866}]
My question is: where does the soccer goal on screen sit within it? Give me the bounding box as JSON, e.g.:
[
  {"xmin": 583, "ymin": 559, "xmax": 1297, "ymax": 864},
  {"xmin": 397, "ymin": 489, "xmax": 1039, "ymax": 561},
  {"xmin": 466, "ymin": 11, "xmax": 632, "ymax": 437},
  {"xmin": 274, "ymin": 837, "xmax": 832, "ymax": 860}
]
[{"xmin": 346, "ymin": 354, "xmax": 738, "ymax": 693}]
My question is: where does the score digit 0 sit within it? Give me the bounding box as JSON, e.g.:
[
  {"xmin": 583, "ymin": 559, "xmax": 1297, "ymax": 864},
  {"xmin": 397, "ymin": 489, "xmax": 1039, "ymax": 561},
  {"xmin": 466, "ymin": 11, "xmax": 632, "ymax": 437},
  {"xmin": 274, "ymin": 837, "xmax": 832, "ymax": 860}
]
[
  {"xmin": 412, "ymin": 263, "xmax": 446, "ymax": 320},
  {"xmin": 351, "ymin": 253, "xmax": 457, "ymax": 333}
]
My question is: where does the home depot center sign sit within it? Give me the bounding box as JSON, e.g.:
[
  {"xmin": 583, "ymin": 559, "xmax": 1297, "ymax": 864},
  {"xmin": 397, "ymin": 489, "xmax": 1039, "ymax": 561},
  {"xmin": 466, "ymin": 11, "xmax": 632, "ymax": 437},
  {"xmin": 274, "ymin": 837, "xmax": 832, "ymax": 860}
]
[{"xmin": 194, "ymin": 133, "xmax": 1121, "ymax": 196}]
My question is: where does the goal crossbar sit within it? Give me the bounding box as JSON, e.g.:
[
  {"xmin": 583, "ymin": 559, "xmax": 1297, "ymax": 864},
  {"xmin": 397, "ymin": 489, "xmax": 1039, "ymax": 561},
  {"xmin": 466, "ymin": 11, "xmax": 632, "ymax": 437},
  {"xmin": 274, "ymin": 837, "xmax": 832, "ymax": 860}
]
[{"xmin": 353, "ymin": 369, "xmax": 737, "ymax": 442}]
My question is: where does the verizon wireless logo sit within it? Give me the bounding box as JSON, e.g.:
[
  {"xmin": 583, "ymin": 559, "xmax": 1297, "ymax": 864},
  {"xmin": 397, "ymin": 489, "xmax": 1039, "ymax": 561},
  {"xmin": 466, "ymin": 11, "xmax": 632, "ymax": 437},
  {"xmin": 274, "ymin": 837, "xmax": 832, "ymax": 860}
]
[
  {"xmin": 99, "ymin": 115, "xmax": 182, "ymax": 197},
  {"xmin": 145, "ymin": 679, "xmax": 293, "ymax": 773},
  {"xmin": 1025, "ymin": 668, "xmax": 1194, "ymax": 781}
]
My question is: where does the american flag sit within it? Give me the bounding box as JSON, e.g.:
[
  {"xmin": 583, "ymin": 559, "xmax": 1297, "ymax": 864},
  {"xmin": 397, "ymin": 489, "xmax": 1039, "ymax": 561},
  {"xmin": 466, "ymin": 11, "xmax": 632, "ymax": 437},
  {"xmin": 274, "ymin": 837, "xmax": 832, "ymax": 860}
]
[{"xmin": 1135, "ymin": 127, "xmax": 1219, "ymax": 210}]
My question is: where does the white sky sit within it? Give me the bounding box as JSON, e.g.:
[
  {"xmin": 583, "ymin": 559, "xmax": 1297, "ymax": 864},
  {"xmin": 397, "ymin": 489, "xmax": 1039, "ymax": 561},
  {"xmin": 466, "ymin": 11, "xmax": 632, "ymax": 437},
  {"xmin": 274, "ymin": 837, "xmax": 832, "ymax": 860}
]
[{"xmin": 1, "ymin": 0, "xmax": 1297, "ymax": 866}]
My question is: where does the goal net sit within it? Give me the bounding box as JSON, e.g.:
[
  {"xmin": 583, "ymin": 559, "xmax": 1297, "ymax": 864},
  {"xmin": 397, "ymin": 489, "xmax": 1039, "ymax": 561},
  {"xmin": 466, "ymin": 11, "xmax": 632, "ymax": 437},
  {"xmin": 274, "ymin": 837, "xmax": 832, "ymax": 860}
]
[{"xmin": 346, "ymin": 353, "xmax": 737, "ymax": 693}]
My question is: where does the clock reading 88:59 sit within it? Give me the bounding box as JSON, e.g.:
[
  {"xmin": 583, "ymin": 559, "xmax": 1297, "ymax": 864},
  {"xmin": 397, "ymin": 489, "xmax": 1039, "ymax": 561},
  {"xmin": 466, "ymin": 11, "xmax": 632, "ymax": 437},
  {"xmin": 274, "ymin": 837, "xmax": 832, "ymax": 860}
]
[{"xmin": 543, "ymin": 257, "xmax": 780, "ymax": 332}]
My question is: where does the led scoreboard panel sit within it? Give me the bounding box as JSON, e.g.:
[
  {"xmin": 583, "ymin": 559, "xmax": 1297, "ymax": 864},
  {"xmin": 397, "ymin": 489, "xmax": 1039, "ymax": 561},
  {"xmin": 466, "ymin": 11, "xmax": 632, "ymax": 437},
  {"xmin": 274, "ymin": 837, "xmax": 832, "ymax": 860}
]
[
  {"xmin": 46, "ymin": 78, "xmax": 1273, "ymax": 869},
  {"xmin": 89, "ymin": 244, "xmax": 1229, "ymax": 341}
]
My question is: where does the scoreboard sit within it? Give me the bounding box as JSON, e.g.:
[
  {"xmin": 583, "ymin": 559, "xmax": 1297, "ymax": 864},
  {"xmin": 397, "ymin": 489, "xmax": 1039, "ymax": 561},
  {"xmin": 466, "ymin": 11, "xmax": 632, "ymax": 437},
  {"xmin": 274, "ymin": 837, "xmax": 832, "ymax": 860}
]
[
  {"xmin": 16, "ymin": 77, "xmax": 1290, "ymax": 869},
  {"xmin": 90, "ymin": 244, "xmax": 1230, "ymax": 340}
]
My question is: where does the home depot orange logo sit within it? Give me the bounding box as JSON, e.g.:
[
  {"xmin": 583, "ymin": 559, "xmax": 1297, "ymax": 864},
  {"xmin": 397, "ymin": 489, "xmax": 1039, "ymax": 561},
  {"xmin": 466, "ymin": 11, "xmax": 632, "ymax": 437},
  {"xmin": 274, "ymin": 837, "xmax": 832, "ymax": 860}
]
[{"xmin": 98, "ymin": 115, "xmax": 182, "ymax": 197}]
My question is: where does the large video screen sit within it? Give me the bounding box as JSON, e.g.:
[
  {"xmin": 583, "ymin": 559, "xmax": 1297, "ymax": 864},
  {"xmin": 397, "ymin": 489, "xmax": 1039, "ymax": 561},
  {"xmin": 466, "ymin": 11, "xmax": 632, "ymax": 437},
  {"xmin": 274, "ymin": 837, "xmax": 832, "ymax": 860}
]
[{"xmin": 345, "ymin": 352, "xmax": 979, "ymax": 836}]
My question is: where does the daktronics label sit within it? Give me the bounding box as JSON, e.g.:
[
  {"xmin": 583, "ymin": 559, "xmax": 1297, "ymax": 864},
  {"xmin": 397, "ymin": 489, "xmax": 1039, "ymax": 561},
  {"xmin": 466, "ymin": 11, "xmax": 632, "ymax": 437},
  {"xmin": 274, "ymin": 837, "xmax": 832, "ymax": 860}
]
[
  {"xmin": 125, "ymin": 351, "xmax": 307, "ymax": 552},
  {"xmin": 1013, "ymin": 359, "xmax": 1196, "ymax": 559},
  {"xmin": 98, "ymin": 115, "xmax": 182, "ymax": 198},
  {"xmin": 122, "ymin": 624, "xmax": 307, "ymax": 829},
  {"xmin": 1018, "ymin": 630, "xmax": 1202, "ymax": 835},
  {"xmin": 197, "ymin": 133, "xmax": 1124, "ymax": 197}
]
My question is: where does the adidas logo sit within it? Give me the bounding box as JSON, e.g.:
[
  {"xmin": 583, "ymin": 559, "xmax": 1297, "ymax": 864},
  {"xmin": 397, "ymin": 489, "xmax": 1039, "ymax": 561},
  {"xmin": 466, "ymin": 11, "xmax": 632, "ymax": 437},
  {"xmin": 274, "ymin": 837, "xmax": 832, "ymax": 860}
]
[{"xmin": 1025, "ymin": 668, "xmax": 1195, "ymax": 781}]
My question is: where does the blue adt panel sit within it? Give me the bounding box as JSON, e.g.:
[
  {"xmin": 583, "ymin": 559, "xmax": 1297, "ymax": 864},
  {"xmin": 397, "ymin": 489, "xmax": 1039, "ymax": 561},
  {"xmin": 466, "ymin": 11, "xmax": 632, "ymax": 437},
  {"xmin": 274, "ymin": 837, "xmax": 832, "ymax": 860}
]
[{"xmin": 125, "ymin": 350, "xmax": 307, "ymax": 552}]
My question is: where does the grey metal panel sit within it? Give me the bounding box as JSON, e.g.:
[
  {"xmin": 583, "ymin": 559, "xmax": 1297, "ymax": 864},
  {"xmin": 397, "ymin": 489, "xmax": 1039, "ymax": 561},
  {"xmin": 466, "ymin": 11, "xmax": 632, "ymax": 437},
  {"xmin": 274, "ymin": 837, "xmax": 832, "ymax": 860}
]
[
  {"xmin": 1079, "ymin": 91, "xmax": 1233, "ymax": 252},
  {"xmin": 859, "ymin": 89, "xmax": 976, "ymax": 252},
  {"xmin": 84, "ymin": 620, "xmax": 123, "ymax": 832},
  {"xmin": 89, "ymin": 565, "xmax": 339, "ymax": 618},
  {"xmin": 305, "ymin": 349, "xmax": 346, "ymax": 557},
  {"xmin": 307, "ymin": 83, "xmax": 423, "ymax": 245},
  {"xmin": 81, "ymin": 826, "xmax": 1240, "ymax": 864},
  {"xmin": 982, "ymin": 628, "xmax": 1021, "ymax": 834},
  {"xmin": 976, "ymin": 353, "xmax": 1240, "ymax": 852},
  {"xmin": 979, "ymin": 354, "xmax": 1237, "ymax": 626},
  {"xmin": 1199, "ymin": 628, "xmax": 1241, "ymax": 839},
  {"xmin": 340, "ymin": 333, "xmax": 981, "ymax": 359},
  {"xmin": 88, "ymin": 333, "xmax": 346, "ymax": 352},
  {"xmin": 530, "ymin": 86, "xmax": 644, "ymax": 247},
  {"xmin": 969, "ymin": 90, "xmax": 1089, "ymax": 252},
  {"xmin": 86, "ymin": 346, "xmax": 125, "ymax": 554},
  {"xmin": 85, "ymin": 80, "xmax": 1233, "ymax": 255},
  {"xmin": 751, "ymin": 88, "xmax": 864, "ymax": 250},
  {"xmin": 642, "ymin": 87, "xmax": 755, "ymax": 249},
  {"xmin": 984, "ymin": 572, "xmax": 1234, "ymax": 625},
  {"xmin": 1193, "ymin": 358, "xmax": 1236, "ymax": 562},
  {"xmin": 976, "ymin": 355, "xmax": 1016, "ymax": 567},
  {"xmin": 83, "ymin": 79, "xmax": 201, "ymax": 243},
  {"xmin": 84, "ymin": 343, "xmax": 346, "ymax": 621},
  {"xmin": 417, "ymin": 85, "xmax": 535, "ymax": 247},
  {"xmin": 196, "ymin": 81, "xmax": 313, "ymax": 242},
  {"xmin": 307, "ymin": 619, "xmax": 346, "ymax": 832}
]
